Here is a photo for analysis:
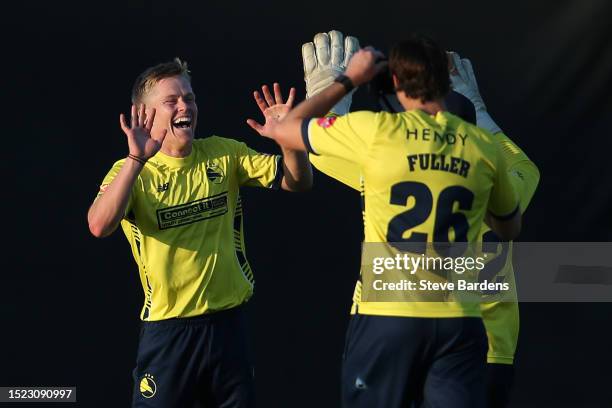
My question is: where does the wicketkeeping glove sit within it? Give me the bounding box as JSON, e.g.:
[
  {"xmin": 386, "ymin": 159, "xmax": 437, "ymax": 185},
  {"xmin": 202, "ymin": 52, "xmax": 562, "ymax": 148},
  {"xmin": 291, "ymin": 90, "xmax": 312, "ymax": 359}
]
[
  {"xmin": 447, "ymin": 51, "xmax": 502, "ymax": 134},
  {"xmin": 302, "ymin": 30, "xmax": 360, "ymax": 115}
]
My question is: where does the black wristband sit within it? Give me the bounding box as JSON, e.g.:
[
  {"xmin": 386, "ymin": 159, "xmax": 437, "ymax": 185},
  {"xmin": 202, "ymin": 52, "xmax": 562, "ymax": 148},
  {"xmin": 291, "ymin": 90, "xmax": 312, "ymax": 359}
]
[
  {"xmin": 334, "ymin": 74, "xmax": 355, "ymax": 93},
  {"xmin": 127, "ymin": 154, "xmax": 147, "ymax": 166}
]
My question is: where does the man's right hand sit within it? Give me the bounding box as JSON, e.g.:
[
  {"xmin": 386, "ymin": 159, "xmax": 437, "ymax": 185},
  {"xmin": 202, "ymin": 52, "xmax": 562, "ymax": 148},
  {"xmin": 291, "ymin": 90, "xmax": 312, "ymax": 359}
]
[
  {"xmin": 119, "ymin": 104, "xmax": 167, "ymax": 160},
  {"xmin": 344, "ymin": 46, "xmax": 387, "ymax": 87}
]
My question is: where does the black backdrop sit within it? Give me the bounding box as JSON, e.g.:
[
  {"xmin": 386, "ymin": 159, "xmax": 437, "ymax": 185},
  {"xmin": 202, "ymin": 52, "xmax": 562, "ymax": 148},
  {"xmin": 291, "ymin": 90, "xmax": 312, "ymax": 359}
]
[{"xmin": 2, "ymin": 0, "xmax": 612, "ymax": 406}]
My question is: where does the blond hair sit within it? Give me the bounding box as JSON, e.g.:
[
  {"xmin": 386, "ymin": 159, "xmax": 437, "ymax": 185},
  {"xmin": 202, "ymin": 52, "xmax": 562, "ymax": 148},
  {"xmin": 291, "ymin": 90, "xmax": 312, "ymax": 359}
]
[{"xmin": 131, "ymin": 58, "xmax": 191, "ymax": 104}]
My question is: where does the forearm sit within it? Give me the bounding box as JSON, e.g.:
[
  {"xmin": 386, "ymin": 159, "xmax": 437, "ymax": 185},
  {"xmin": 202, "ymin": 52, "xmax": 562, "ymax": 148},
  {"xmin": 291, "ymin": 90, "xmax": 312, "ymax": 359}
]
[
  {"xmin": 87, "ymin": 159, "xmax": 142, "ymax": 237},
  {"xmin": 273, "ymin": 83, "xmax": 348, "ymax": 150},
  {"xmin": 485, "ymin": 210, "xmax": 522, "ymax": 241},
  {"xmin": 289, "ymin": 82, "xmax": 348, "ymax": 121},
  {"xmin": 279, "ymin": 148, "xmax": 312, "ymax": 191}
]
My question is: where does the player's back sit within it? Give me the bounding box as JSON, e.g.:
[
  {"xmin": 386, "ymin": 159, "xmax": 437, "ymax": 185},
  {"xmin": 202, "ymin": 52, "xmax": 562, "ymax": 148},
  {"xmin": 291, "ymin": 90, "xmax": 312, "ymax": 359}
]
[
  {"xmin": 361, "ymin": 109, "xmax": 502, "ymax": 247},
  {"xmin": 305, "ymin": 108, "xmax": 518, "ymax": 317}
]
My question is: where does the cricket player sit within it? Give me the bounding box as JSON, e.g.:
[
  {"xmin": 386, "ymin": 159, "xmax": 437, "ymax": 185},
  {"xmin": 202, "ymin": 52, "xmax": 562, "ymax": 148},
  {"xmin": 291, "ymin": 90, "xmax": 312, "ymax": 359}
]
[
  {"xmin": 87, "ymin": 59, "xmax": 311, "ymax": 408},
  {"xmin": 252, "ymin": 34, "xmax": 522, "ymax": 407},
  {"xmin": 448, "ymin": 52, "xmax": 540, "ymax": 407},
  {"xmin": 301, "ymin": 32, "xmax": 539, "ymax": 407}
]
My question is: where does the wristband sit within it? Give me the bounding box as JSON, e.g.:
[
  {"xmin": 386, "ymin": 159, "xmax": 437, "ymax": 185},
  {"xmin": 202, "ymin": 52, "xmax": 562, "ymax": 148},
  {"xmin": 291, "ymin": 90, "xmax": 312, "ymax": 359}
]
[
  {"xmin": 128, "ymin": 154, "xmax": 147, "ymax": 166},
  {"xmin": 334, "ymin": 74, "xmax": 355, "ymax": 93}
]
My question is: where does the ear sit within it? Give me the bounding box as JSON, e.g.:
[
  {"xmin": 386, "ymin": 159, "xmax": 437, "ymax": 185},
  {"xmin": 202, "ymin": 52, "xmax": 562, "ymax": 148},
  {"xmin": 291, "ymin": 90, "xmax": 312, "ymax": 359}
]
[{"xmin": 392, "ymin": 74, "xmax": 400, "ymax": 89}]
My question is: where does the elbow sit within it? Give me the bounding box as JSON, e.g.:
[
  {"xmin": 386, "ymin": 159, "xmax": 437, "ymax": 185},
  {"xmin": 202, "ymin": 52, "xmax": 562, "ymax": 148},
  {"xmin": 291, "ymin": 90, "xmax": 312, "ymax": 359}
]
[
  {"xmin": 281, "ymin": 166, "xmax": 313, "ymax": 192},
  {"xmin": 485, "ymin": 209, "xmax": 522, "ymax": 241},
  {"xmin": 87, "ymin": 211, "xmax": 113, "ymax": 239},
  {"xmin": 509, "ymin": 219, "xmax": 522, "ymax": 241},
  {"xmin": 497, "ymin": 225, "xmax": 521, "ymax": 242},
  {"xmin": 88, "ymin": 220, "xmax": 111, "ymax": 238},
  {"xmin": 291, "ymin": 179, "xmax": 313, "ymax": 192},
  {"xmin": 280, "ymin": 156, "xmax": 313, "ymax": 192},
  {"xmin": 282, "ymin": 177, "xmax": 313, "ymax": 192},
  {"xmin": 507, "ymin": 211, "xmax": 523, "ymax": 241},
  {"xmin": 495, "ymin": 215, "xmax": 522, "ymax": 241},
  {"xmin": 293, "ymin": 169, "xmax": 314, "ymax": 192}
]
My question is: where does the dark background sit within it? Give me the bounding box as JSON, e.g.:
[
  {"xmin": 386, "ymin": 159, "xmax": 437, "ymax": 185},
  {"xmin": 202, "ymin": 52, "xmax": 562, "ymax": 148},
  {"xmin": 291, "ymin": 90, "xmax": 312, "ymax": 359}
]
[{"xmin": 2, "ymin": 0, "xmax": 612, "ymax": 406}]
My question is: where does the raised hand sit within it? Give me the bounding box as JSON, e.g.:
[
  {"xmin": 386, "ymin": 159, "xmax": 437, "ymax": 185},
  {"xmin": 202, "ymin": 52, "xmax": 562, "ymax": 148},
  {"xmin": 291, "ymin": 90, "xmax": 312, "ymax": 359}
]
[
  {"xmin": 246, "ymin": 83, "xmax": 296, "ymax": 138},
  {"xmin": 447, "ymin": 52, "xmax": 486, "ymax": 111},
  {"xmin": 302, "ymin": 30, "xmax": 360, "ymax": 115},
  {"xmin": 119, "ymin": 104, "xmax": 167, "ymax": 160},
  {"xmin": 344, "ymin": 46, "xmax": 387, "ymax": 87},
  {"xmin": 447, "ymin": 51, "xmax": 502, "ymax": 134}
]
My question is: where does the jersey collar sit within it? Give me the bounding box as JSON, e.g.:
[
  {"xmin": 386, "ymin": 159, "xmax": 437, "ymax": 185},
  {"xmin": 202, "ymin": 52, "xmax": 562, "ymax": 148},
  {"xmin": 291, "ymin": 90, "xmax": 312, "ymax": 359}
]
[
  {"xmin": 410, "ymin": 109, "xmax": 452, "ymax": 129},
  {"xmin": 152, "ymin": 148, "xmax": 196, "ymax": 168}
]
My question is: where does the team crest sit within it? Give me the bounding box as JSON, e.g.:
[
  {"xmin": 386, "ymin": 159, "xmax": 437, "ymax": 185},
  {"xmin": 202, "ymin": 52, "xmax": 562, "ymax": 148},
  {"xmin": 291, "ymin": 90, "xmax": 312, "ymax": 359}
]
[
  {"xmin": 139, "ymin": 373, "xmax": 157, "ymax": 398},
  {"xmin": 316, "ymin": 116, "xmax": 337, "ymax": 128},
  {"xmin": 206, "ymin": 163, "xmax": 225, "ymax": 184}
]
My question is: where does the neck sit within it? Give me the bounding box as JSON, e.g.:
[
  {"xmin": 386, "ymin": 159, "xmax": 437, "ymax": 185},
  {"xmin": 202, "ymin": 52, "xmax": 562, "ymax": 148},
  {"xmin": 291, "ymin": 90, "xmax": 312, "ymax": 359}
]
[
  {"xmin": 160, "ymin": 139, "xmax": 192, "ymax": 158},
  {"xmin": 396, "ymin": 93, "xmax": 446, "ymax": 116}
]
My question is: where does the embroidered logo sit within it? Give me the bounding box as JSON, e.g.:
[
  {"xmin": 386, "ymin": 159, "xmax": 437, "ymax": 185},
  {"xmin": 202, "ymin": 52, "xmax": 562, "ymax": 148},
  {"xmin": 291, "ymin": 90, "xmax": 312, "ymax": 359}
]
[
  {"xmin": 139, "ymin": 373, "xmax": 157, "ymax": 398},
  {"xmin": 206, "ymin": 163, "xmax": 225, "ymax": 184},
  {"xmin": 316, "ymin": 116, "xmax": 337, "ymax": 129}
]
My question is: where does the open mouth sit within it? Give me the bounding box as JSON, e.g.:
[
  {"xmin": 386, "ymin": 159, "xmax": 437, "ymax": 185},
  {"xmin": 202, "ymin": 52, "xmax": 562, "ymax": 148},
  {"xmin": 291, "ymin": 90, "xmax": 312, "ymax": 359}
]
[{"xmin": 172, "ymin": 116, "xmax": 192, "ymax": 129}]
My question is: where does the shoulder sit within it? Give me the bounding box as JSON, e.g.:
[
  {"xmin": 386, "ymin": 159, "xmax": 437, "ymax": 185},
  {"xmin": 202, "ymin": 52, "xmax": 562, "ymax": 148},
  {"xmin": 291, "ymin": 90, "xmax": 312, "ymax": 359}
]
[
  {"xmin": 344, "ymin": 110, "xmax": 386, "ymax": 125},
  {"xmin": 103, "ymin": 158, "xmax": 127, "ymax": 177},
  {"xmin": 100, "ymin": 157, "xmax": 140, "ymax": 185},
  {"xmin": 445, "ymin": 112, "xmax": 496, "ymax": 145},
  {"xmin": 316, "ymin": 110, "xmax": 389, "ymax": 133},
  {"xmin": 460, "ymin": 119, "xmax": 502, "ymax": 167},
  {"xmin": 111, "ymin": 157, "xmax": 127, "ymax": 168}
]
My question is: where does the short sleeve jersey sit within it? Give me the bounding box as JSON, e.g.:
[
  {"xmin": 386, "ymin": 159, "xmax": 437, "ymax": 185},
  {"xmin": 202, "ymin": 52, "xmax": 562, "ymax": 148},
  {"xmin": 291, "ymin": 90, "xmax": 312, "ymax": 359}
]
[
  {"xmin": 304, "ymin": 110, "xmax": 519, "ymax": 317},
  {"xmin": 97, "ymin": 137, "xmax": 282, "ymax": 321}
]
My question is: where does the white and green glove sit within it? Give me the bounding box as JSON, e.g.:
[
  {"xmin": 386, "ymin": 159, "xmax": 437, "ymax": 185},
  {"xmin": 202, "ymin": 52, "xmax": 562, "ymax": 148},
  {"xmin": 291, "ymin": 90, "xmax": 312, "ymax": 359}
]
[
  {"xmin": 302, "ymin": 30, "xmax": 360, "ymax": 116},
  {"xmin": 448, "ymin": 51, "xmax": 502, "ymax": 134}
]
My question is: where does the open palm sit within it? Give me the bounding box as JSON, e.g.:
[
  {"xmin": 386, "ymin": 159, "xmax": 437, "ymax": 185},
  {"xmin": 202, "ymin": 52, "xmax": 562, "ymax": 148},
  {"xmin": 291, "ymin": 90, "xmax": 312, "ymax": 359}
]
[
  {"xmin": 119, "ymin": 104, "xmax": 167, "ymax": 160},
  {"xmin": 246, "ymin": 83, "xmax": 296, "ymax": 137}
]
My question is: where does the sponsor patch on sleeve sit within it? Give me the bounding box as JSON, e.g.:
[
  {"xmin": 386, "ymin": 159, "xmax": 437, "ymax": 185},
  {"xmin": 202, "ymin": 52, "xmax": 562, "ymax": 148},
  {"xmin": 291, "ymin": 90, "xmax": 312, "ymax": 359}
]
[{"xmin": 316, "ymin": 116, "xmax": 337, "ymax": 129}]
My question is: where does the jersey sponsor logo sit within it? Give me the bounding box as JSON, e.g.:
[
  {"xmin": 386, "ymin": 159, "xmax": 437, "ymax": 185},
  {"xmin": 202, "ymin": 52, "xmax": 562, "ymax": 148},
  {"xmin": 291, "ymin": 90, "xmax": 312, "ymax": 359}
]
[
  {"xmin": 206, "ymin": 163, "xmax": 225, "ymax": 184},
  {"xmin": 139, "ymin": 373, "xmax": 157, "ymax": 398},
  {"xmin": 156, "ymin": 192, "xmax": 228, "ymax": 230},
  {"xmin": 316, "ymin": 116, "xmax": 337, "ymax": 128},
  {"xmin": 157, "ymin": 182, "xmax": 169, "ymax": 192}
]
